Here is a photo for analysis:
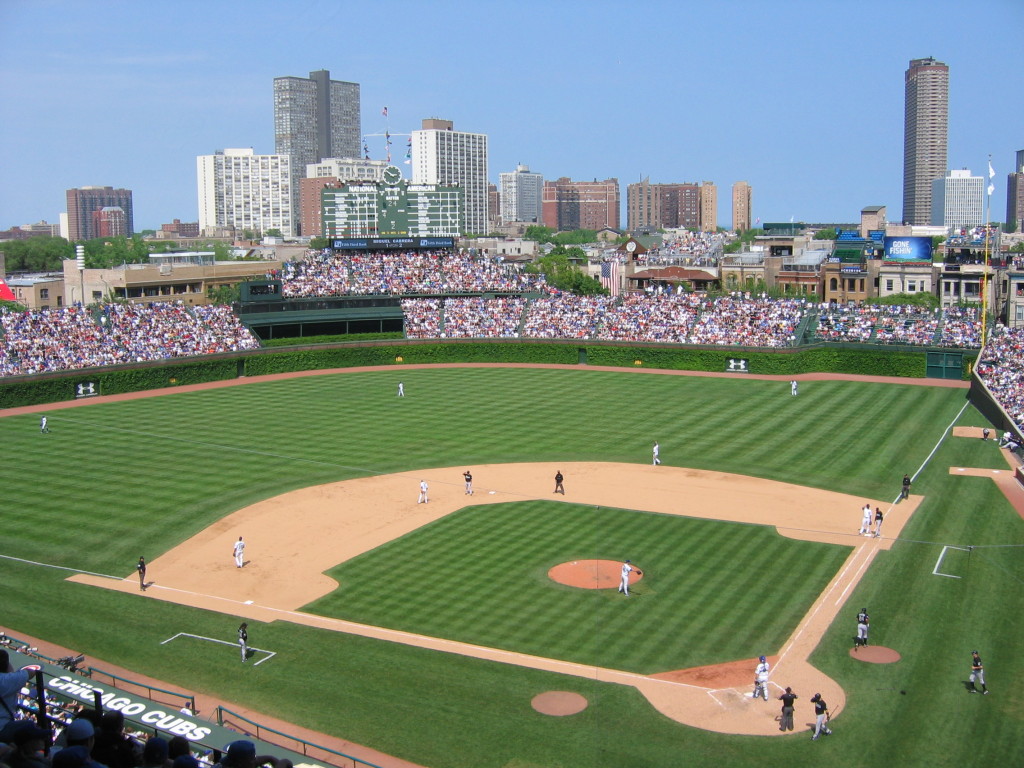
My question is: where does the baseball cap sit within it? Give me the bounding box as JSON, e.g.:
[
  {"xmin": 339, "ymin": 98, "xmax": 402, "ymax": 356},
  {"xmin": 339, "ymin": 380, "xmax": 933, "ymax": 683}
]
[
  {"xmin": 53, "ymin": 746, "xmax": 90, "ymax": 768},
  {"xmin": 64, "ymin": 718, "xmax": 95, "ymax": 742},
  {"xmin": 811, "ymin": 693, "xmax": 821, "ymax": 702}
]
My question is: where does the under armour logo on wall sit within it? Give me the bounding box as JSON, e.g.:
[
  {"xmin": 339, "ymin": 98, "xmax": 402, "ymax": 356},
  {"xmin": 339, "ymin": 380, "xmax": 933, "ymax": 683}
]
[
  {"xmin": 76, "ymin": 382, "xmax": 97, "ymax": 397},
  {"xmin": 726, "ymin": 359, "xmax": 748, "ymax": 372}
]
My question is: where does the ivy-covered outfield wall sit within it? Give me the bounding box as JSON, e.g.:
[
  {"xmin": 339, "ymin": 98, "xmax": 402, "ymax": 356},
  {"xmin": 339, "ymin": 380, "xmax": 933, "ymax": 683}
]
[{"xmin": 0, "ymin": 340, "xmax": 976, "ymax": 410}]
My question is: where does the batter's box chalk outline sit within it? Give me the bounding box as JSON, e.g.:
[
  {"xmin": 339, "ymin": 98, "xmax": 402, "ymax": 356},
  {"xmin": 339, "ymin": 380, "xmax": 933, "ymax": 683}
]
[
  {"xmin": 932, "ymin": 545, "xmax": 971, "ymax": 579},
  {"xmin": 161, "ymin": 632, "xmax": 277, "ymax": 666}
]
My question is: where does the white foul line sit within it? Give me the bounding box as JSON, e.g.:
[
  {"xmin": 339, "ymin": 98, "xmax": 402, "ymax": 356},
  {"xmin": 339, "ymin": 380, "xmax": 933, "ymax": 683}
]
[{"xmin": 160, "ymin": 632, "xmax": 277, "ymax": 666}]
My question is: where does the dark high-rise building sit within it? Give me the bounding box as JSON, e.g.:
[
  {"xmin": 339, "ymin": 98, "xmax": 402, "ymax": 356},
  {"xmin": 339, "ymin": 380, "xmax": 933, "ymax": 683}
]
[
  {"xmin": 274, "ymin": 69, "xmax": 361, "ymax": 234},
  {"xmin": 903, "ymin": 57, "xmax": 948, "ymax": 225},
  {"xmin": 1007, "ymin": 150, "xmax": 1024, "ymax": 233},
  {"xmin": 66, "ymin": 186, "xmax": 134, "ymax": 241}
]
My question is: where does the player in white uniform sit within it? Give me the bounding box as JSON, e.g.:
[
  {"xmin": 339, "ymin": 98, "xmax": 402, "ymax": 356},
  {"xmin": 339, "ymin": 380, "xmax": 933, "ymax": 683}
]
[
  {"xmin": 40, "ymin": 416, "xmax": 50, "ymax": 433},
  {"xmin": 233, "ymin": 536, "xmax": 245, "ymax": 568},
  {"xmin": 397, "ymin": 381, "xmax": 404, "ymax": 397},
  {"xmin": 859, "ymin": 503, "xmax": 872, "ymax": 535},
  {"xmin": 418, "ymin": 480, "xmax": 429, "ymax": 504},
  {"xmin": 618, "ymin": 560, "xmax": 641, "ymax": 596},
  {"xmin": 652, "ymin": 442, "xmax": 660, "ymax": 466},
  {"xmin": 753, "ymin": 655, "xmax": 771, "ymax": 700},
  {"xmin": 790, "ymin": 380, "xmax": 798, "ymax": 396},
  {"xmin": 238, "ymin": 623, "xmax": 248, "ymax": 662}
]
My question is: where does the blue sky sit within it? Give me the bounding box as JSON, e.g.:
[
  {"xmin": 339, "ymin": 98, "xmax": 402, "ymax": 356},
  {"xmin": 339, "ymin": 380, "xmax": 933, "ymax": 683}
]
[{"xmin": 1, "ymin": 0, "xmax": 1021, "ymax": 231}]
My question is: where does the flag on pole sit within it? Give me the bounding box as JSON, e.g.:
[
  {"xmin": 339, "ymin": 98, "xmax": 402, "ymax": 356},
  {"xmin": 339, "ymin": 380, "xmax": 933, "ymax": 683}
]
[
  {"xmin": 988, "ymin": 159, "xmax": 995, "ymax": 196},
  {"xmin": 382, "ymin": 106, "xmax": 388, "ymax": 117},
  {"xmin": 600, "ymin": 261, "xmax": 620, "ymax": 296}
]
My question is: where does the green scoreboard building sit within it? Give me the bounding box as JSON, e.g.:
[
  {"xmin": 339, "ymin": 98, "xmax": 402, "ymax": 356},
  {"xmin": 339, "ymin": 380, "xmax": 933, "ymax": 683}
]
[{"xmin": 322, "ymin": 165, "xmax": 463, "ymax": 238}]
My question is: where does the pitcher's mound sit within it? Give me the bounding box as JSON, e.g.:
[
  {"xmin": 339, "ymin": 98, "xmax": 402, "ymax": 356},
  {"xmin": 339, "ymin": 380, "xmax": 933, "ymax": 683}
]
[
  {"xmin": 548, "ymin": 559, "xmax": 642, "ymax": 589},
  {"xmin": 531, "ymin": 691, "xmax": 588, "ymax": 716},
  {"xmin": 850, "ymin": 646, "xmax": 901, "ymax": 663}
]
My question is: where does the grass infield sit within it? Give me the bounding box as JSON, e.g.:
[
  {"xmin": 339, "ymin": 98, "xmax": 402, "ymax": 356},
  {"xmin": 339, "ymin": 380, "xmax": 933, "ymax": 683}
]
[{"xmin": 0, "ymin": 367, "xmax": 1021, "ymax": 768}]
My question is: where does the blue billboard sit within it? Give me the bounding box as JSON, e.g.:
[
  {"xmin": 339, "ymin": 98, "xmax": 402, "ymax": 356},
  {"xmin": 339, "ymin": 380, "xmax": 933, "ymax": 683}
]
[{"xmin": 883, "ymin": 236, "xmax": 932, "ymax": 263}]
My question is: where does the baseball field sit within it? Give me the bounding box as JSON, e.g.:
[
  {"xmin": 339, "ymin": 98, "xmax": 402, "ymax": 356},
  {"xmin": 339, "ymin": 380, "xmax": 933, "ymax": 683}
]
[{"xmin": 1, "ymin": 365, "xmax": 1022, "ymax": 768}]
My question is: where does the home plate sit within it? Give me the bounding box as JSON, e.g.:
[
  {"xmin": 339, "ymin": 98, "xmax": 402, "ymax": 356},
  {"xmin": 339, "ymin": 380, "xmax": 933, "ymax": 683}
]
[{"xmin": 489, "ymin": 491, "xmax": 496, "ymax": 494}]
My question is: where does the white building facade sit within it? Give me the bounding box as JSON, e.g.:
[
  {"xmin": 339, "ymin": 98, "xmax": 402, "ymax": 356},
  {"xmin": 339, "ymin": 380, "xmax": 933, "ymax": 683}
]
[
  {"xmin": 197, "ymin": 148, "xmax": 293, "ymax": 237},
  {"xmin": 499, "ymin": 164, "xmax": 543, "ymax": 224},
  {"xmin": 306, "ymin": 157, "xmax": 389, "ymax": 183},
  {"xmin": 931, "ymin": 169, "xmax": 984, "ymax": 232},
  {"xmin": 411, "ymin": 119, "xmax": 488, "ymax": 235}
]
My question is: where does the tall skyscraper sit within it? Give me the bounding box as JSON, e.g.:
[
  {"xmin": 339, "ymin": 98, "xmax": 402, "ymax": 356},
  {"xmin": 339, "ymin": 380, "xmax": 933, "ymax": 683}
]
[
  {"xmin": 931, "ymin": 169, "xmax": 984, "ymax": 231},
  {"xmin": 411, "ymin": 119, "xmax": 489, "ymax": 235},
  {"xmin": 903, "ymin": 57, "xmax": 949, "ymax": 226},
  {"xmin": 66, "ymin": 186, "xmax": 134, "ymax": 241},
  {"xmin": 274, "ymin": 70, "xmax": 361, "ymax": 234},
  {"xmin": 699, "ymin": 181, "xmax": 718, "ymax": 232},
  {"xmin": 542, "ymin": 178, "xmax": 620, "ymax": 232},
  {"xmin": 499, "ymin": 164, "xmax": 544, "ymax": 224},
  {"xmin": 731, "ymin": 181, "xmax": 752, "ymax": 232},
  {"xmin": 1007, "ymin": 150, "xmax": 1024, "ymax": 233},
  {"xmin": 197, "ymin": 148, "xmax": 293, "ymax": 237}
]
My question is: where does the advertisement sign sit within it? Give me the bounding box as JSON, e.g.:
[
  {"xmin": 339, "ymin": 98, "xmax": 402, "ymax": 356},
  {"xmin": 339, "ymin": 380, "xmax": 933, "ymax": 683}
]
[{"xmin": 883, "ymin": 236, "xmax": 932, "ymax": 263}]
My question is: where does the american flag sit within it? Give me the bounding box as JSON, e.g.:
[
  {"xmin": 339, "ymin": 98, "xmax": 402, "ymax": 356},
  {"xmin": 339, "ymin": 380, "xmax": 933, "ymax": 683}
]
[{"xmin": 600, "ymin": 261, "xmax": 620, "ymax": 296}]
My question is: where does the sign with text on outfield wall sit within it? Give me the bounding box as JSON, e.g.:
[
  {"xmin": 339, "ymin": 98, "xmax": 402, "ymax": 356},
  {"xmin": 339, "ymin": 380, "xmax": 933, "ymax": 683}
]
[
  {"xmin": 726, "ymin": 358, "xmax": 749, "ymax": 373},
  {"xmin": 74, "ymin": 381, "xmax": 99, "ymax": 399}
]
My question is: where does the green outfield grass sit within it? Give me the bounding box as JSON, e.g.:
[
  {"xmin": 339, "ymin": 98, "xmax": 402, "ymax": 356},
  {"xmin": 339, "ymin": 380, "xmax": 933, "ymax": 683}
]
[{"xmin": 0, "ymin": 367, "xmax": 1021, "ymax": 768}]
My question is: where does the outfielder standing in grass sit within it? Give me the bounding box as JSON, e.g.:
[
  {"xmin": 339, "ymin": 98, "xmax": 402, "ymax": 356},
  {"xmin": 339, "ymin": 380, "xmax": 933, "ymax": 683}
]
[
  {"xmin": 40, "ymin": 416, "xmax": 49, "ymax": 433},
  {"xmin": 238, "ymin": 623, "xmax": 248, "ymax": 662},
  {"xmin": 652, "ymin": 441, "xmax": 660, "ymax": 466},
  {"xmin": 969, "ymin": 650, "xmax": 989, "ymax": 694}
]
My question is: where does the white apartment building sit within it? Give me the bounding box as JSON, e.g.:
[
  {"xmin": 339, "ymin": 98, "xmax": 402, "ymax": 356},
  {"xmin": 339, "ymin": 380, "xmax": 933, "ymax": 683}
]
[
  {"xmin": 931, "ymin": 169, "xmax": 984, "ymax": 232},
  {"xmin": 411, "ymin": 119, "xmax": 488, "ymax": 235},
  {"xmin": 499, "ymin": 164, "xmax": 543, "ymax": 224},
  {"xmin": 197, "ymin": 148, "xmax": 293, "ymax": 237}
]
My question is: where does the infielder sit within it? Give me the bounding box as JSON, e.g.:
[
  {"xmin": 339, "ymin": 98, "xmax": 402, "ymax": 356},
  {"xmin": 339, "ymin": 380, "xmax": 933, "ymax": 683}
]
[
  {"xmin": 859, "ymin": 503, "xmax": 872, "ymax": 535},
  {"xmin": 855, "ymin": 607, "xmax": 869, "ymax": 649},
  {"xmin": 969, "ymin": 650, "xmax": 989, "ymax": 694},
  {"xmin": 233, "ymin": 536, "xmax": 245, "ymax": 568},
  {"xmin": 753, "ymin": 655, "xmax": 770, "ymax": 701},
  {"xmin": 810, "ymin": 693, "xmax": 832, "ymax": 740},
  {"xmin": 652, "ymin": 441, "xmax": 661, "ymax": 466},
  {"xmin": 136, "ymin": 556, "xmax": 147, "ymax": 591},
  {"xmin": 873, "ymin": 507, "xmax": 884, "ymax": 538},
  {"xmin": 618, "ymin": 560, "xmax": 642, "ymax": 596},
  {"xmin": 418, "ymin": 480, "xmax": 429, "ymax": 504},
  {"xmin": 238, "ymin": 623, "xmax": 248, "ymax": 662},
  {"xmin": 463, "ymin": 470, "xmax": 473, "ymax": 495}
]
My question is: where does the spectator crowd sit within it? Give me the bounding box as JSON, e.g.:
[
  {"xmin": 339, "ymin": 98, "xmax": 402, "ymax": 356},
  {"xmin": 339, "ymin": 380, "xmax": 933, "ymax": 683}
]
[{"xmin": 0, "ymin": 302, "xmax": 259, "ymax": 378}]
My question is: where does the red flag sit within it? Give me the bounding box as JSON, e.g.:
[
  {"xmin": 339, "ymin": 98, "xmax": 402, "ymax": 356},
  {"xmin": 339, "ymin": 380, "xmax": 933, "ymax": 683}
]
[{"xmin": 0, "ymin": 276, "xmax": 15, "ymax": 302}]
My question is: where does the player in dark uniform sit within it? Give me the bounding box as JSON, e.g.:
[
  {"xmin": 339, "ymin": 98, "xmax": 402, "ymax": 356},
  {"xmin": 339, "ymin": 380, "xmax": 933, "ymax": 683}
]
[
  {"xmin": 136, "ymin": 557, "xmax": 147, "ymax": 591},
  {"xmin": 810, "ymin": 693, "xmax": 832, "ymax": 740},
  {"xmin": 855, "ymin": 607, "xmax": 869, "ymax": 649},
  {"xmin": 901, "ymin": 474, "xmax": 911, "ymax": 500},
  {"xmin": 238, "ymin": 623, "xmax": 248, "ymax": 663},
  {"xmin": 778, "ymin": 687, "xmax": 798, "ymax": 731},
  {"xmin": 554, "ymin": 471, "xmax": 564, "ymax": 495},
  {"xmin": 463, "ymin": 470, "xmax": 473, "ymax": 495},
  {"xmin": 969, "ymin": 650, "xmax": 989, "ymax": 694}
]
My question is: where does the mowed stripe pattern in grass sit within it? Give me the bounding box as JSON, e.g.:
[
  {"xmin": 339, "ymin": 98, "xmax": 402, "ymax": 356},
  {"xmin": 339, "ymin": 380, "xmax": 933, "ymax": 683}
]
[{"xmin": 308, "ymin": 500, "xmax": 851, "ymax": 673}]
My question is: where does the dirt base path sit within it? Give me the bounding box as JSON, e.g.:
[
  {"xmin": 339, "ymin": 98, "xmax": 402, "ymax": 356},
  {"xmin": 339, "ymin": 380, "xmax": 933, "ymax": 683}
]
[{"xmin": 71, "ymin": 462, "xmax": 920, "ymax": 736}]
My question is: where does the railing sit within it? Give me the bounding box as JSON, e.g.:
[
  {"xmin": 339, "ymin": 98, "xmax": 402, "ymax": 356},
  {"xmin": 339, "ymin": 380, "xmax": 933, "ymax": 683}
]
[
  {"xmin": 87, "ymin": 666, "xmax": 196, "ymax": 712},
  {"xmin": 216, "ymin": 706, "xmax": 383, "ymax": 768}
]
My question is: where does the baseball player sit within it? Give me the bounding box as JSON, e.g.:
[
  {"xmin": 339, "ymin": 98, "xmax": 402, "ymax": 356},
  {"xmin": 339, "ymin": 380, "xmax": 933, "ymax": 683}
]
[
  {"xmin": 397, "ymin": 381, "xmax": 404, "ymax": 397},
  {"xmin": 233, "ymin": 536, "xmax": 245, "ymax": 568},
  {"xmin": 901, "ymin": 473, "xmax": 911, "ymax": 500},
  {"xmin": 553, "ymin": 471, "xmax": 564, "ymax": 495},
  {"xmin": 873, "ymin": 507, "xmax": 884, "ymax": 538},
  {"xmin": 810, "ymin": 693, "xmax": 832, "ymax": 740},
  {"xmin": 753, "ymin": 655, "xmax": 771, "ymax": 701},
  {"xmin": 418, "ymin": 479, "xmax": 429, "ymax": 504},
  {"xmin": 238, "ymin": 623, "xmax": 248, "ymax": 662},
  {"xmin": 859, "ymin": 503, "xmax": 872, "ymax": 535},
  {"xmin": 652, "ymin": 441, "xmax": 661, "ymax": 466},
  {"xmin": 778, "ymin": 687, "xmax": 798, "ymax": 731},
  {"xmin": 618, "ymin": 560, "xmax": 642, "ymax": 596},
  {"xmin": 40, "ymin": 416, "xmax": 50, "ymax": 433},
  {"xmin": 855, "ymin": 607, "xmax": 869, "ymax": 649},
  {"xmin": 136, "ymin": 556, "xmax": 147, "ymax": 591},
  {"xmin": 463, "ymin": 470, "xmax": 473, "ymax": 495},
  {"xmin": 791, "ymin": 380, "xmax": 798, "ymax": 396},
  {"xmin": 969, "ymin": 650, "xmax": 989, "ymax": 694}
]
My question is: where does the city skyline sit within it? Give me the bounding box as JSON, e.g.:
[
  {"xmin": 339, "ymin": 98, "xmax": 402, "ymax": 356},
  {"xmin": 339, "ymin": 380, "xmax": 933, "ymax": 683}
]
[{"xmin": 1, "ymin": 0, "xmax": 1021, "ymax": 232}]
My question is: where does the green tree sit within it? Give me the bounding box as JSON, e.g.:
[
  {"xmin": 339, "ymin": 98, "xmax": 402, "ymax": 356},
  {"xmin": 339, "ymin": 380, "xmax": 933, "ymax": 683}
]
[
  {"xmin": 1010, "ymin": 241, "xmax": 1024, "ymax": 253},
  {"xmin": 524, "ymin": 225, "xmax": 555, "ymax": 244},
  {"xmin": 212, "ymin": 241, "xmax": 232, "ymax": 260},
  {"xmin": 0, "ymin": 299, "xmax": 27, "ymax": 312},
  {"xmin": 525, "ymin": 246, "xmax": 605, "ymax": 296},
  {"xmin": 309, "ymin": 237, "xmax": 329, "ymax": 250},
  {"xmin": 871, "ymin": 292, "xmax": 940, "ymax": 309},
  {"xmin": 0, "ymin": 236, "xmax": 74, "ymax": 271},
  {"xmin": 265, "ymin": 228, "xmax": 283, "ymax": 238},
  {"xmin": 207, "ymin": 284, "xmax": 241, "ymax": 304},
  {"xmin": 814, "ymin": 228, "xmax": 837, "ymax": 240},
  {"xmin": 553, "ymin": 229, "xmax": 598, "ymax": 246}
]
